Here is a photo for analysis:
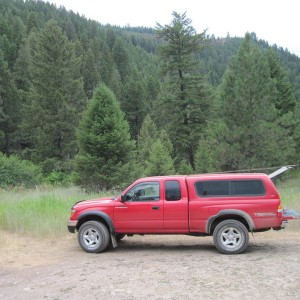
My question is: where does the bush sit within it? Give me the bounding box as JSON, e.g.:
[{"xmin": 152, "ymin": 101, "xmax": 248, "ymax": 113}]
[
  {"xmin": 45, "ymin": 171, "xmax": 72, "ymax": 186},
  {"xmin": 0, "ymin": 153, "xmax": 42, "ymax": 188}
]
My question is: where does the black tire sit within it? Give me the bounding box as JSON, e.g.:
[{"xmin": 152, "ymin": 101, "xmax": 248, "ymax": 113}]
[
  {"xmin": 78, "ymin": 221, "xmax": 110, "ymax": 253},
  {"xmin": 213, "ymin": 219, "xmax": 249, "ymax": 254},
  {"xmin": 116, "ymin": 234, "xmax": 126, "ymax": 241}
]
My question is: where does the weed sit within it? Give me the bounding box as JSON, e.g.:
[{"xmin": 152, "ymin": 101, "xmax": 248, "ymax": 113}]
[{"xmin": 0, "ymin": 185, "xmax": 115, "ymax": 237}]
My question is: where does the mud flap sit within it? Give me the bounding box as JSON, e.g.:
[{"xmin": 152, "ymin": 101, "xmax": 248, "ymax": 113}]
[{"xmin": 111, "ymin": 233, "xmax": 118, "ymax": 248}]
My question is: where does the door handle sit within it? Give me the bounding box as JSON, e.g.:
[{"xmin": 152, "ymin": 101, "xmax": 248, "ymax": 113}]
[{"xmin": 152, "ymin": 206, "xmax": 160, "ymax": 210}]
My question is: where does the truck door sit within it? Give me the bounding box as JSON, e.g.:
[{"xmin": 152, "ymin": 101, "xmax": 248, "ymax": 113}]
[
  {"xmin": 163, "ymin": 179, "xmax": 189, "ymax": 232},
  {"xmin": 114, "ymin": 181, "xmax": 164, "ymax": 233}
]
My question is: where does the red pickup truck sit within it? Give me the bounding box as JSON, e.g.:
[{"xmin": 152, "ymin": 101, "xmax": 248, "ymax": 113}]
[{"xmin": 68, "ymin": 172, "xmax": 299, "ymax": 254}]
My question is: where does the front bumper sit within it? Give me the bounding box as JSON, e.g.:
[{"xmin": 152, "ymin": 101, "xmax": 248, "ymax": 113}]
[{"xmin": 67, "ymin": 220, "xmax": 78, "ymax": 233}]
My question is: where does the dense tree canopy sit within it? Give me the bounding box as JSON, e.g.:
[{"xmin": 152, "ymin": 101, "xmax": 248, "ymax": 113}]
[
  {"xmin": 0, "ymin": 49, "xmax": 19, "ymax": 156},
  {"xmin": 0, "ymin": 0, "xmax": 299, "ymax": 188},
  {"xmin": 216, "ymin": 34, "xmax": 296, "ymax": 170}
]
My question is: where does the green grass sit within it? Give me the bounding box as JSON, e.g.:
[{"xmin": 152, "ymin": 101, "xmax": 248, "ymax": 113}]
[
  {"xmin": 0, "ymin": 186, "xmax": 115, "ymax": 237},
  {"xmin": 276, "ymin": 173, "xmax": 300, "ymax": 230},
  {"xmin": 277, "ymin": 176, "xmax": 300, "ymax": 208},
  {"xmin": 0, "ymin": 174, "xmax": 299, "ymax": 237}
]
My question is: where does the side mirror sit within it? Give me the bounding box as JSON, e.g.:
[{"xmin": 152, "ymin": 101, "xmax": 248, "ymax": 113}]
[{"xmin": 121, "ymin": 194, "xmax": 126, "ymax": 202}]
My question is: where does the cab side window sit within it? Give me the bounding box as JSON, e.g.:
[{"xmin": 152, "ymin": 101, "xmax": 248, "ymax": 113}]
[
  {"xmin": 125, "ymin": 182, "xmax": 160, "ymax": 201},
  {"xmin": 165, "ymin": 180, "xmax": 181, "ymax": 201}
]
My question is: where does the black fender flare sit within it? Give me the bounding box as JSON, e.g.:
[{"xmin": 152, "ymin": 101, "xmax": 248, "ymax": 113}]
[
  {"xmin": 77, "ymin": 211, "xmax": 118, "ymax": 247},
  {"xmin": 206, "ymin": 209, "xmax": 255, "ymax": 234}
]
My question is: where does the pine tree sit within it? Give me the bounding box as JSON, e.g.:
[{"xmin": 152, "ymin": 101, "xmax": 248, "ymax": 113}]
[
  {"xmin": 82, "ymin": 48, "xmax": 99, "ymax": 99},
  {"xmin": 177, "ymin": 159, "xmax": 193, "ymax": 175},
  {"xmin": 218, "ymin": 34, "xmax": 295, "ymax": 170},
  {"xmin": 194, "ymin": 139, "xmax": 217, "ymax": 173},
  {"xmin": 137, "ymin": 115, "xmax": 158, "ymax": 170},
  {"xmin": 293, "ymin": 106, "xmax": 300, "ymax": 162},
  {"xmin": 145, "ymin": 139, "xmax": 175, "ymax": 176},
  {"xmin": 65, "ymin": 18, "xmax": 77, "ymax": 41},
  {"xmin": 10, "ymin": 16, "xmax": 26, "ymax": 51},
  {"xmin": 265, "ymin": 48, "xmax": 296, "ymax": 116},
  {"xmin": 156, "ymin": 12, "xmax": 212, "ymax": 168},
  {"xmin": 106, "ymin": 27, "xmax": 117, "ymax": 50},
  {"xmin": 75, "ymin": 84, "xmax": 135, "ymax": 190},
  {"xmin": 158, "ymin": 129, "xmax": 173, "ymax": 157},
  {"xmin": 112, "ymin": 37, "xmax": 130, "ymax": 82},
  {"xmin": 265, "ymin": 49, "xmax": 298, "ymax": 161},
  {"xmin": 26, "ymin": 11, "xmax": 40, "ymax": 34},
  {"xmin": 99, "ymin": 43, "xmax": 114, "ymax": 85},
  {"xmin": 13, "ymin": 39, "xmax": 32, "ymax": 92},
  {"xmin": 0, "ymin": 49, "xmax": 19, "ymax": 155},
  {"xmin": 21, "ymin": 20, "xmax": 86, "ymax": 172},
  {"xmin": 138, "ymin": 117, "xmax": 175, "ymax": 176},
  {"xmin": 121, "ymin": 76, "xmax": 147, "ymax": 140}
]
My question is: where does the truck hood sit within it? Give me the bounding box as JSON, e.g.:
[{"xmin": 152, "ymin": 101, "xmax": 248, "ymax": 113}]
[{"xmin": 73, "ymin": 197, "xmax": 115, "ymax": 209}]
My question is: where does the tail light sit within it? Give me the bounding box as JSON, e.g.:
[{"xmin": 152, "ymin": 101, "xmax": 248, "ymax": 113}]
[{"xmin": 277, "ymin": 204, "xmax": 283, "ymax": 217}]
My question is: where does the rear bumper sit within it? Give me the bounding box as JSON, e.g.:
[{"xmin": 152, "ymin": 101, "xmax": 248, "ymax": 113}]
[
  {"xmin": 280, "ymin": 220, "xmax": 289, "ymax": 228},
  {"xmin": 67, "ymin": 220, "xmax": 78, "ymax": 233},
  {"xmin": 272, "ymin": 220, "xmax": 288, "ymax": 231}
]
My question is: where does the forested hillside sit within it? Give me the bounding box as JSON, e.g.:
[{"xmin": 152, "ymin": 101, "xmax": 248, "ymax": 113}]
[
  {"xmin": 199, "ymin": 34, "xmax": 300, "ymax": 100},
  {"xmin": 0, "ymin": 0, "xmax": 299, "ymax": 190}
]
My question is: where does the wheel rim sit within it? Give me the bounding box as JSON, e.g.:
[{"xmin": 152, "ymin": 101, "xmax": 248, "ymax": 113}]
[
  {"xmin": 82, "ymin": 227, "xmax": 101, "ymax": 249},
  {"xmin": 220, "ymin": 226, "xmax": 243, "ymax": 249}
]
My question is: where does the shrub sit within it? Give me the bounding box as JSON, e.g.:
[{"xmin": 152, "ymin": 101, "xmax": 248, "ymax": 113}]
[
  {"xmin": 0, "ymin": 153, "xmax": 42, "ymax": 188},
  {"xmin": 45, "ymin": 171, "xmax": 72, "ymax": 186}
]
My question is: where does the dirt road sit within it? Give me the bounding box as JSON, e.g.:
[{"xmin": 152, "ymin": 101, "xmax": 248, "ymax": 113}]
[{"xmin": 0, "ymin": 225, "xmax": 300, "ymax": 300}]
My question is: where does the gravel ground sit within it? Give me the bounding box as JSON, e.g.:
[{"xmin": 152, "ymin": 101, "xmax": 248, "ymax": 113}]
[{"xmin": 0, "ymin": 223, "xmax": 300, "ymax": 300}]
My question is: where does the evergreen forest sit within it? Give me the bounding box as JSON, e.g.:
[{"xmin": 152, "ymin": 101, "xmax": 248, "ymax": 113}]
[{"xmin": 1, "ymin": 0, "xmax": 300, "ymax": 190}]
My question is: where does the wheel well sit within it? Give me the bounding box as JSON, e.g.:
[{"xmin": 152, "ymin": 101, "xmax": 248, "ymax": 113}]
[
  {"xmin": 76, "ymin": 215, "xmax": 110, "ymax": 232},
  {"xmin": 209, "ymin": 215, "xmax": 250, "ymax": 234}
]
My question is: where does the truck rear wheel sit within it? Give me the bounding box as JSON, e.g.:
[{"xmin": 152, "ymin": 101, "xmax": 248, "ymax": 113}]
[
  {"xmin": 78, "ymin": 221, "xmax": 110, "ymax": 253},
  {"xmin": 213, "ymin": 219, "xmax": 249, "ymax": 254}
]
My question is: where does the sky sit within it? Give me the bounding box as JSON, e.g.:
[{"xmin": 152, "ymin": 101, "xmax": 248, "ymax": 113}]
[{"xmin": 44, "ymin": 0, "xmax": 300, "ymax": 56}]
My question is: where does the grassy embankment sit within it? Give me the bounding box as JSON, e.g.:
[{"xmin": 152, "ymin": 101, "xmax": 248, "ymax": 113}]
[{"xmin": 0, "ymin": 172, "xmax": 299, "ymax": 237}]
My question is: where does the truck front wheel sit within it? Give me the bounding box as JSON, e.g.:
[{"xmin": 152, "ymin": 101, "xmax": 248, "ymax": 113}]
[
  {"xmin": 78, "ymin": 221, "xmax": 110, "ymax": 253},
  {"xmin": 213, "ymin": 220, "xmax": 249, "ymax": 254}
]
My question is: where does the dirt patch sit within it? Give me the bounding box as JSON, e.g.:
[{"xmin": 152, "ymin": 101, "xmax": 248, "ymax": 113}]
[{"xmin": 0, "ymin": 227, "xmax": 300, "ymax": 300}]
